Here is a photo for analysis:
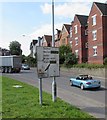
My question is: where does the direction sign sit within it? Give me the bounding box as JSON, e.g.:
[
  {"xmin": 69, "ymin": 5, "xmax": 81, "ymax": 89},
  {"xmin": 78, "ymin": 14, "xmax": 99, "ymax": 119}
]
[{"xmin": 37, "ymin": 46, "xmax": 60, "ymax": 78}]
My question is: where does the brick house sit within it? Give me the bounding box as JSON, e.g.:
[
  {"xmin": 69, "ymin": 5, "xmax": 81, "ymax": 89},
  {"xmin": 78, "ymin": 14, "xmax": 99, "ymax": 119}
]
[
  {"xmin": 88, "ymin": 2, "xmax": 107, "ymax": 64},
  {"xmin": 42, "ymin": 35, "xmax": 52, "ymax": 47},
  {"xmin": 59, "ymin": 24, "xmax": 71, "ymax": 46},
  {"xmin": 71, "ymin": 14, "xmax": 88, "ymax": 63},
  {"xmin": 55, "ymin": 29, "xmax": 61, "ymax": 47}
]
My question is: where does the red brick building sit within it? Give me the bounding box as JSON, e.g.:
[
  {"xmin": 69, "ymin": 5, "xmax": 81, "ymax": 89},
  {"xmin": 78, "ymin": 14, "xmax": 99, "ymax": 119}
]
[
  {"xmin": 59, "ymin": 24, "xmax": 71, "ymax": 46},
  {"xmin": 88, "ymin": 2, "xmax": 107, "ymax": 64},
  {"xmin": 55, "ymin": 29, "xmax": 61, "ymax": 47},
  {"xmin": 71, "ymin": 14, "xmax": 88, "ymax": 63},
  {"xmin": 42, "ymin": 35, "xmax": 52, "ymax": 47}
]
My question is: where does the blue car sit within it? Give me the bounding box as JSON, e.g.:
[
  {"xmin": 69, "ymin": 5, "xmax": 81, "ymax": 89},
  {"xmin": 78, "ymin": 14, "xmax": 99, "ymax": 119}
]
[{"xmin": 70, "ymin": 75, "xmax": 101, "ymax": 90}]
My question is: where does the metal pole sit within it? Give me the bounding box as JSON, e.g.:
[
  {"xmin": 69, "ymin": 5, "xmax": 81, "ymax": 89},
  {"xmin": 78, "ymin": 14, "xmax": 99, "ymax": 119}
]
[
  {"xmin": 52, "ymin": 0, "xmax": 55, "ymax": 47},
  {"xmin": 52, "ymin": 0, "xmax": 57, "ymax": 102},
  {"xmin": 39, "ymin": 78, "xmax": 42, "ymax": 105}
]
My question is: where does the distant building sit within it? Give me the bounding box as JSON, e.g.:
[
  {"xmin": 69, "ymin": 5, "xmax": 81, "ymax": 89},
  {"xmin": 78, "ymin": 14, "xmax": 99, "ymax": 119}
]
[
  {"xmin": 30, "ymin": 40, "xmax": 38, "ymax": 58},
  {"xmin": 59, "ymin": 24, "xmax": 71, "ymax": 46},
  {"xmin": 42, "ymin": 35, "xmax": 52, "ymax": 47},
  {"xmin": 71, "ymin": 14, "xmax": 88, "ymax": 63},
  {"xmin": 0, "ymin": 47, "xmax": 10, "ymax": 56},
  {"xmin": 55, "ymin": 29, "xmax": 61, "ymax": 47}
]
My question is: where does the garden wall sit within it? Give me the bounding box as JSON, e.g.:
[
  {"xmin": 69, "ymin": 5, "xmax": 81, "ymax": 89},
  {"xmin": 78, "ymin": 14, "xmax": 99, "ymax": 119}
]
[{"xmin": 61, "ymin": 67, "xmax": 106, "ymax": 78}]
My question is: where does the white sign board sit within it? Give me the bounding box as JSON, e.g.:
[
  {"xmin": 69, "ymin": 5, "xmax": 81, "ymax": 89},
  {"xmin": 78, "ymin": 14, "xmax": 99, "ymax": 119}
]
[{"xmin": 37, "ymin": 46, "xmax": 60, "ymax": 78}]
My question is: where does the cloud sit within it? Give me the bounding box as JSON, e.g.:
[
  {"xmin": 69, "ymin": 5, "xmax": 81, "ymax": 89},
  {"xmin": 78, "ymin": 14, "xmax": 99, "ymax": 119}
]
[
  {"xmin": 41, "ymin": 1, "xmax": 106, "ymax": 19},
  {"xmin": 30, "ymin": 23, "xmax": 63, "ymax": 39},
  {"xmin": 41, "ymin": 2, "xmax": 90, "ymax": 19}
]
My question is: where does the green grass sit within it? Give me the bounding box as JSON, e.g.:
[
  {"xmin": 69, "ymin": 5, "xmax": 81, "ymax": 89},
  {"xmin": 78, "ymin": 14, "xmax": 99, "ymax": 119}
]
[{"xmin": 2, "ymin": 76, "xmax": 95, "ymax": 119}]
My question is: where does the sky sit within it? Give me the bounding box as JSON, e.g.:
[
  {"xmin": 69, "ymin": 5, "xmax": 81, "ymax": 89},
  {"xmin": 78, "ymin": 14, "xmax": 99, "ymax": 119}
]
[{"xmin": 0, "ymin": 0, "xmax": 106, "ymax": 56}]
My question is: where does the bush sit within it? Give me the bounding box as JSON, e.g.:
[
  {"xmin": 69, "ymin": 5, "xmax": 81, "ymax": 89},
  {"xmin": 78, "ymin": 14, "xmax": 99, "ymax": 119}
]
[
  {"xmin": 59, "ymin": 45, "xmax": 71, "ymax": 64},
  {"xmin": 72, "ymin": 63, "xmax": 104, "ymax": 69},
  {"xmin": 64, "ymin": 53, "xmax": 78, "ymax": 67}
]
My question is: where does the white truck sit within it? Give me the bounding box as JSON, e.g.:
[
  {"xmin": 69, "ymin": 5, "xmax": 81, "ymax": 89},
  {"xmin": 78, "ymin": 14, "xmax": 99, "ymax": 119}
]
[{"xmin": 0, "ymin": 55, "xmax": 22, "ymax": 73}]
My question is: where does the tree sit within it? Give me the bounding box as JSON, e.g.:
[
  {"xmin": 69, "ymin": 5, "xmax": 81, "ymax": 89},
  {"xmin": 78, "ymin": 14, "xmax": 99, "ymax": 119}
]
[
  {"xmin": 64, "ymin": 52, "xmax": 78, "ymax": 67},
  {"xmin": 9, "ymin": 41, "xmax": 22, "ymax": 55},
  {"xmin": 59, "ymin": 45, "xmax": 71, "ymax": 64}
]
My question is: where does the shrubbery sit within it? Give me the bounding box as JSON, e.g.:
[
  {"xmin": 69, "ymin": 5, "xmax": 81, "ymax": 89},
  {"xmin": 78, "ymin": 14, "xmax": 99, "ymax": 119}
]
[
  {"xmin": 59, "ymin": 45, "xmax": 78, "ymax": 66},
  {"xmin": 64, "ymin": 53, "xmax": 78, "ymax": 67},
  {"xmin": 72, "ymin": 63, "xmax": 105, "ymax": 69}
]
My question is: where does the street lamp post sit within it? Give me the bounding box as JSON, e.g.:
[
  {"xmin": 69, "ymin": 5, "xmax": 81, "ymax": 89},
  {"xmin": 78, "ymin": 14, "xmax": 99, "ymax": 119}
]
[{"xmin": 52, "ymin": 0, "xmax": 57, "ymax": 102}]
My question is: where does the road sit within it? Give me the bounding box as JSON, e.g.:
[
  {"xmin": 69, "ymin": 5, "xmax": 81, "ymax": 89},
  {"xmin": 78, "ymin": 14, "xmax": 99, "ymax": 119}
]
[{"xmin": 2, "ymin": 68, "xmax": 106, "ymax": 119}]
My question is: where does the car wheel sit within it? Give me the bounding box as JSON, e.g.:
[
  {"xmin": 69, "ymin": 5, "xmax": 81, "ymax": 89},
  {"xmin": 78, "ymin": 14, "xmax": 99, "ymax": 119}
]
[
  {"xmin": 70, "ymin": 80, "xmax": 73, "ymax": 86},
  {"xmin": 80, "ymin": 84, "xmax": 84, "ymax": 90}
]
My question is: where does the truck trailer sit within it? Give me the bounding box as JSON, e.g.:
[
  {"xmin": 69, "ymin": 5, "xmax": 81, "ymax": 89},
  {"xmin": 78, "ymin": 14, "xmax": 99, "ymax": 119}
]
[{"xmin": 0, "ymin": 55, "xmax": 22, "ymax": 73}]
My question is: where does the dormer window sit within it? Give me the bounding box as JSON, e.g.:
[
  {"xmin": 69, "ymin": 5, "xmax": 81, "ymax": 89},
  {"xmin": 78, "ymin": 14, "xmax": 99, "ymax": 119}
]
[{"xmin": 92, "ymin": 15, "xmax": 96, "ymax": 26}]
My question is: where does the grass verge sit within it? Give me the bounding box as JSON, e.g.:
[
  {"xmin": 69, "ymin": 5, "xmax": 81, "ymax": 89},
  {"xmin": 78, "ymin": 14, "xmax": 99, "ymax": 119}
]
[{"xmin": 2, "ymin": 76, "xmax": 96, "ymax": 119}]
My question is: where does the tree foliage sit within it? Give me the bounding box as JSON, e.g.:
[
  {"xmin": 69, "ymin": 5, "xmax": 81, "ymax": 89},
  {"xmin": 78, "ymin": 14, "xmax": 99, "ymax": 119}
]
[
  {"xmin": 59, "ymin": 45, "xmax": 78, "ymax": 66},
  {"xmin": 9, "ymin": 41, "xmax": 22, "ymax": 55},
  {"xmin": 64, "ymin": 52, "xmax": 78, "ymax": 67},
  {"xmin": 59, "ymin": 45, "xmax": 71, "ymax": 64}
]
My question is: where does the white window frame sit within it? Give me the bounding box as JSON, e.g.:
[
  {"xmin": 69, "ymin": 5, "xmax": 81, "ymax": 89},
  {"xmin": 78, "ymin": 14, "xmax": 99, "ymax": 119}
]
[
  {"xmin": 74, "ymin": 25, "xmax": 77, "ymax": 34},
  {"xmin": 93, "ymin": 46, "xmax": 97, "ymax": 56},
  {"xmin": 92, "ymin": 30, "xmax": 97, "ymax": 40},
  {"xmin": 69, "ymin": 40, "xmax": 72, "ymax": 46},
  {"xmin": 75, "ymin": 37, "xmax": 78, "ymax": 46},
  {"xmin": 92, "ymin": 15, "xmax": 96, "ymax": 26},
  {"xmin": 75, "ymin": 50, "xmax": 79, "ymax": 58}
]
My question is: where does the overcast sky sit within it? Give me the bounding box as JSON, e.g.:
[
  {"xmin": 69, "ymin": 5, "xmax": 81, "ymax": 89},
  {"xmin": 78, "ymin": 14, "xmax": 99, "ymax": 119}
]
[{"xmin": 0, "ymin": 0, "xmax": 106, "ymax": 55}]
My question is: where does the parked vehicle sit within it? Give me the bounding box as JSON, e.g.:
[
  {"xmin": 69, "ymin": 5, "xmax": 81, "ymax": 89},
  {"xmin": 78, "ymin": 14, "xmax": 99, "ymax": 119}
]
[
  {"xmin": 21, "ymin": 64, "xmax": 30, "ymax": 70},
  {"xmin": 0, "ymin": 55, "xmax": 22, "ymax": 73},
  {"xmin": 69, "ymin": 74, "xmax": 101, "ymax": 90}
]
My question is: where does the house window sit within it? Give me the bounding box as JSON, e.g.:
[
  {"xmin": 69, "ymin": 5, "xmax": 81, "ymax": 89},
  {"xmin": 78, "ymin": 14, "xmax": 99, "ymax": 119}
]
[
  {"xmin": 74, "ymin": 25, "xmax": 77, "ymax": 34},
  {"xmin": 70, "ymin": 40, "xmax": 72, "ymax": 47},
  {"xmin": 75, "ymin": 50, "xmax": 79, "ymax": 58},
  {"xmin": 93, "ymin": 46, "xmax": 97, "ymax": 56},
  {"xmin": 85, "ymin": 29, "xmax": 88, "ymax": 36},
  {"xmin": 92, "ymin": 15, "xmax": 96, "ymax": 26},
  {"xmin": 70, "ymin": 27, "xmax": 72, "ymax": 37},
  {"xmin": 75, "ymin": 37, "xmax": 78, "ymax": 46},
  {"xmin": 92, "ymin": 30, "xmax": 97, "ymax": 40}
]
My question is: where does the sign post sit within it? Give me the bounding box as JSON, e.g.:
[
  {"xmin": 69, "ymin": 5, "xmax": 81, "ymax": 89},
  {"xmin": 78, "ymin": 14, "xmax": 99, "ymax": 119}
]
[
  {"xmin": 39, "ymin": 78, "xmax": 42, "ymax": 105},
  {"xmin": 37, "ymin": 46, "xmax": 59, "ymax": 104}
]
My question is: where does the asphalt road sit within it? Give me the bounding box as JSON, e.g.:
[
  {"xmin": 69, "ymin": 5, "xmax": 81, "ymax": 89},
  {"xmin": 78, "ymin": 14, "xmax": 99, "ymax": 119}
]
[{"xmin": 2, "ymin": 68, "xmax": 107, "ymax": 119}]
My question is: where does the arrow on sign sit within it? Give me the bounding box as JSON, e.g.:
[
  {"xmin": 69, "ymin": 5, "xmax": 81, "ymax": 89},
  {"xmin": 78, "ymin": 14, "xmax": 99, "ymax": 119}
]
[{"xmin": 45, "ymin": 63, "xmax": 50, "ymax": 71}]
